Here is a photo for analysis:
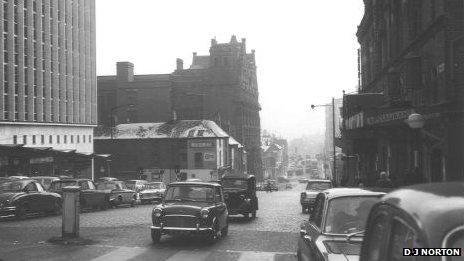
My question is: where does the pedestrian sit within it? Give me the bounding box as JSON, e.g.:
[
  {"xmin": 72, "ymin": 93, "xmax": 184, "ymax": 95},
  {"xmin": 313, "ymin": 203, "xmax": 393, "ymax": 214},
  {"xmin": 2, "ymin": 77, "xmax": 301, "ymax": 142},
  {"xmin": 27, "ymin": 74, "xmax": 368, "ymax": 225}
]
[{"xmin": 375, "ymin": 171, "xmax": 393, "ymax": 189}]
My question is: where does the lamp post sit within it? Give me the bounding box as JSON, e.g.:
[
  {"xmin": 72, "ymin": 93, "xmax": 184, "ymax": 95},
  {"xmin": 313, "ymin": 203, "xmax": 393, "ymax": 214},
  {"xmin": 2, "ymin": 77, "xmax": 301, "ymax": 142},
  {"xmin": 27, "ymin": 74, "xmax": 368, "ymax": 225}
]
[
  {"xmin": 109, "ymin": 104, "xmax": 134, "ymax": 139},
  {"xmin": 311, "ymin": 97, "xmax": 337, "ymax": 185}
]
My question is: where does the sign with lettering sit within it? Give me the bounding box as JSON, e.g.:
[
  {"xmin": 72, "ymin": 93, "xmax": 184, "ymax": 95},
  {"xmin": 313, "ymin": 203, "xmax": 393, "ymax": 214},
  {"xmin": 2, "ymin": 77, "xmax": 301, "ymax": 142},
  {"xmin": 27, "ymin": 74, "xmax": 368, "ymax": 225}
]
[
  {"xmin": 203, "ymin": 153, "xmax": 216, "ymax": 161},
  {"xmin": 366, "ymin": 109, "xmax": 413, "ymax": 125},
  {"xmin": 30, "ymin": 157, "xmax": 54, "ymax": 164},
  {"xmin": 190, "ymin": 141, "xmax": 214, "ymax": 148}
]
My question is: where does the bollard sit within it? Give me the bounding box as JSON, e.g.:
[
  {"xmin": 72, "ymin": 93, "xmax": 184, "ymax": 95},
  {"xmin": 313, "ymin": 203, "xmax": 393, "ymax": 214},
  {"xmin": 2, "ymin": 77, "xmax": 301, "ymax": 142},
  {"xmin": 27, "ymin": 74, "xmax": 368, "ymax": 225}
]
[{"xmin": 62, "ymin": 186, "xmax": 80, "ymax": 238}]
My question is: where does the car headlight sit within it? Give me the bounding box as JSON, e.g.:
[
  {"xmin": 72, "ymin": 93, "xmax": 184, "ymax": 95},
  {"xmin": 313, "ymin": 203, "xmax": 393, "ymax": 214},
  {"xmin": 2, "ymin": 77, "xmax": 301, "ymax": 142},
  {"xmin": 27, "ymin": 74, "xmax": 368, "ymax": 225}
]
[
  {"xmin": 153, "ymin": 208, "xmax": 163, "ymax": 218},
  {"xmin": 200, "ymin": 208, "xmax": 209, "ymax": 219}
]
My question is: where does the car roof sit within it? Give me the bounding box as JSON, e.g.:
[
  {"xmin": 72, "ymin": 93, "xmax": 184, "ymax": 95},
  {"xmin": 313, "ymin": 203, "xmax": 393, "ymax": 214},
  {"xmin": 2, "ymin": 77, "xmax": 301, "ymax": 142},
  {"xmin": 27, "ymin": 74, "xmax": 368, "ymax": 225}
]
[
  {"xmin": 126, "ymin": 180, "xmax": 147, "ymax": 182},
  {"xmin": 169, "ymin": 181, "xmax": 221, "ymax": 187},
  {"xmin": 379, "ymin": 182, "xmax": 464, "ymax": 246},
  {"xmin": 322, "ymin": 188, "xmax": 386, "ymax": 199},
  {"xmin": 222, "ymin": 174, "xmax": 255, "ymax": 180}
]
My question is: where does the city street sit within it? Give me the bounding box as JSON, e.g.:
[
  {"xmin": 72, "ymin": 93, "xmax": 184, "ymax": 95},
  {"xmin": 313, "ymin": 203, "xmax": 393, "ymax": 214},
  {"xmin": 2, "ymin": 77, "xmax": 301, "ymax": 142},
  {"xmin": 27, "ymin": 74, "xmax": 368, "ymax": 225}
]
[{"xmin": 0, "ymin": 183, "xmax": 305, "ymax": 261}]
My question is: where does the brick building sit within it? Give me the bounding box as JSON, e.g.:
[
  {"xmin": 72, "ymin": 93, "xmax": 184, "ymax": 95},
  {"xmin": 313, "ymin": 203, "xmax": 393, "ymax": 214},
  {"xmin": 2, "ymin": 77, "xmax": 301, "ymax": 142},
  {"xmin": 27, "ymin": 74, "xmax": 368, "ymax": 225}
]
[
  {"xmin": 171, "ymin": 36, "xmax": 263, "ymax": 180},
  {"xmin": 97, "ymin": 36, "xmax": 263, "ymax": 180},
  {"xmin": 341, "ymin": 0, "xmax": 464, "ymax": 186},
  {"xmin": 0, "ymin": 0, "xmax": 98, "ymax": 177}
]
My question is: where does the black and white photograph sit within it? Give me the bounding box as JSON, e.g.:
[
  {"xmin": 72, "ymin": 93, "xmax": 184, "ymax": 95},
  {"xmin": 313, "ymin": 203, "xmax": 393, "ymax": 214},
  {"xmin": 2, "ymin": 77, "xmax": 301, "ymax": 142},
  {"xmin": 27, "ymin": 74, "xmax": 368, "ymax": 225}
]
[{"xmin": 0, "ymin": 0, "xmax": 464, "ymax": 260}]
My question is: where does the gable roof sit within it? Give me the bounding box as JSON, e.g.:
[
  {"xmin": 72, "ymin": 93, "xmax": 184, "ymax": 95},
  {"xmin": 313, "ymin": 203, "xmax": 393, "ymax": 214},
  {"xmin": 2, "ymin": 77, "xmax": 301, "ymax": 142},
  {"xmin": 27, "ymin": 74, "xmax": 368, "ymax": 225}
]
[{"xmin": 94, "ymin": 120, "xmax": 229, "ymax": 140}]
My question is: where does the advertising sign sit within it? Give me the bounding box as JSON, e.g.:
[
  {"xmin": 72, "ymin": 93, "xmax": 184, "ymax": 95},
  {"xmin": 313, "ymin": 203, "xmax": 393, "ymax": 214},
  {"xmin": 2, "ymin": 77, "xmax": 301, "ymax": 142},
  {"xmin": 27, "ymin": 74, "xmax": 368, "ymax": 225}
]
[
  {"xmin": 203, "ymin": 153, "xmax": 216, "ymax": 161},
  {"xmin": 30, "ymin": 157, "xmax": 54, "ymax": 164},
  {"xmin": 366, "ymin": 109, "xmax": 413, "ymax": 125},
  {"xmin": 190, "ymin": 141, "xmax": 214, "ymax": 148}
]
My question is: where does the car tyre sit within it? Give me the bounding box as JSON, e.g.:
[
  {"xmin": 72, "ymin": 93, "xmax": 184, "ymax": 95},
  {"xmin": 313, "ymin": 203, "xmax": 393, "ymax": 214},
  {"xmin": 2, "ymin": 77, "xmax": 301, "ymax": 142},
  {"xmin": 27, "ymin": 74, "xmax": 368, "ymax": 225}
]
[
  {"xmin": 207, "ymin": 221, "xmax": 220, "ymax": 244},
  {"xmin": 221, "ymin": 222, "xmax": 229, "ymax": 238},
  {"xmin": 151, "ymin": 230, "xmax": 161, "ymax": 244},
  {"xmin": 243, "ymin": 213, "xmax": 250, "ymax": 220}
]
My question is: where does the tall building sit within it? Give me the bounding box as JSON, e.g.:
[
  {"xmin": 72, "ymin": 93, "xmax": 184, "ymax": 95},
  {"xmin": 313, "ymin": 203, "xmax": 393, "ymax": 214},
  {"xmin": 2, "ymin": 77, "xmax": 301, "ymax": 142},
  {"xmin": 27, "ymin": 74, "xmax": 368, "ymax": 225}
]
[
  {"xmin": 0, "ymin": 0, "xmax": 97, "ymax": 177},
  {"xmin": 342, "ymin": 0, "xmax": 464, "ymax": 186},
  {"xmin": 97, "ymin": 36, "xmax": 263, "ymax": 180},
  {"xmin": 171, "ymin": 36, "xmax": 263, "ymax": 180}
]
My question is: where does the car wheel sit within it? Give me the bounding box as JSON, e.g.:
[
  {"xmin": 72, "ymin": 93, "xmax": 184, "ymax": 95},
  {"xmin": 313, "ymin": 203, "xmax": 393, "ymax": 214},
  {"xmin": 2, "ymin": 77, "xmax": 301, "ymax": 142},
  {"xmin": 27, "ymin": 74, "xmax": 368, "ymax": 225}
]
[
  {"xmin": 221, "ymin": 222, "xmax": 229, "ymax": 238},
  {"xmin": 207, "ymin": 221, "xmax": 220, "ymax": 244},
  {"xmin": 15, "ymin": 204, "xmax": 27, "ymax": 220},
  {"xmin": 151, "ymin": 230, "xmax": 161, "ymax": 244},
  {"xmin": 252, "ymin": 210, "xmax": 257, "ymax": 219},
  {"xmin": 243, "ymin": 213, "xmax": 250, "ymax": 220}
]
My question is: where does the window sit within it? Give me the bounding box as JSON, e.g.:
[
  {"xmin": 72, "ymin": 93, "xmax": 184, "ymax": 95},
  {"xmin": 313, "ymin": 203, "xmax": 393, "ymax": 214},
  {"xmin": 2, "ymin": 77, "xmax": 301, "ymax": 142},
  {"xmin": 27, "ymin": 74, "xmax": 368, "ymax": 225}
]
[
  {"xmin": 23, "ymin": 135, "xmax": 27, "ymax": 144},
  {"xmin": 24, "ymin": 182, "xmax": 38, "ymax": 192},
  {"xmin": 32, "ymin": 135, "xmax": 36, "ymax": 144},
  {"xmin": 13, "ymin": 135, "xmax": 17, "ymax": 144},
  {"xmin": 76, "ymin": 135, "xmax": 80, "ymax": 143},
  {"xmin": 49, "ymin": 135, "xmax": 52, "ymax": 144},
  {"xmin": 88, "ymin": 135, "xmax": 92, "ymax": 142},
  {"xmin": 188, "ymin": 130, "xmax": 195, "ymax": 137},
  {"xmin": 70, "ymin": 135, "xmax": 73, "ymax": 143},
  {"xmin": 63, "ymin": 135, "xmax": 67, "ymax": 144},
  {"xmin": 56, "ymin": 135, "xmax": 60, "ymax": 144},
  {"xmin": 194, "ymin": 152, "xmax": 203, "ymax": 168},
  {"xmin": 197, "ymin": 130, "xmax": 204, "ymax": 137},
  {"xmin": 82, "ymin": 135, "xmax": 85, "ymax": 143},
  {"xmin": 388, "ymin": 219, "xmax": 423, "ymax": 261},
  {"xmin": 41, "ymin": 135, "xmax": 44, "ymax": 144},
  {"xmin": 311, "ymin": 194, "xmax": 325, "ymax": 229},
  {"xmin": 362, "ymin": 214, "xmax": 389, "ymax": 261}
]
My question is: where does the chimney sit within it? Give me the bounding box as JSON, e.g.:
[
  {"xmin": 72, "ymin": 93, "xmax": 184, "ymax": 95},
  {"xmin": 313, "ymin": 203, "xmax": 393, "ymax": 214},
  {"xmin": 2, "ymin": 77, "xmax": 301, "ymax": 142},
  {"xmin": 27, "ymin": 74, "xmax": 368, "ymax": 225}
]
[
  {"xmin": 230, "ymin": 35, "xmax": 237, "ymax": 43},
  {"xmin": 176, "ymin": 58, "xmax": 184, "ymax": 71},
  {"xmin": 116, "ymin": 62, "xmax": 134, "ymax": 82},
  {"xmin": 241, "ymin": 38, "xmax": 246, "ymax": 50},
  {"xmin": 211, "ymin": 37, "xmax": 217, "ymax": 46},
  {"xmin": 193, "ymin": 52, "xmax": 197, "ymax": 57}
]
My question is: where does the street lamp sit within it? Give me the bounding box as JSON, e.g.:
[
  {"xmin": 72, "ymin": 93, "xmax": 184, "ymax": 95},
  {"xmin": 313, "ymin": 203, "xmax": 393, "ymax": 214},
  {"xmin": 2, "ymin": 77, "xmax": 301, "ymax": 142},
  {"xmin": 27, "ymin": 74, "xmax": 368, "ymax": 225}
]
[
  {"xmin": 109, "ymin": 104, "xmax": 134, "ymax": 139},
  {"xmin": 311, "ymin": 97, "xmax": 337, "ymax": 185}
]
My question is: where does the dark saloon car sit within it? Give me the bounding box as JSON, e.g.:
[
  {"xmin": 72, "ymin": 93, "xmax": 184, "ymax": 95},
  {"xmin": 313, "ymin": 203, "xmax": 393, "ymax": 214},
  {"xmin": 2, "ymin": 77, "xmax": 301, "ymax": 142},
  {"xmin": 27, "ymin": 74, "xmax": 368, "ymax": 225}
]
[
  {"xmin": 49, "ymin": 179, "xmax": 109, "ymax": 210},
  {"xmin": 139, "ymin": 182, "xmax": 166, "ymax": 204},
  {"xmin": 360, "ymin": 182, "xmax": 464, "ymax": 261},
  {"xmin": 300, "ymin": 179, "xmax": 333, "ymax": 213},
  {"xmin": 0, "ymin": 179, "xmax": 62, "ymax": 219},
  {"xmin": 297, "ymin": 188, "xmax": 385, "ymax": 261},
  {"xmin": 97, "ymin": 181, "xmax": 136, "ymax": 207},
  {"xmin": 222, "ymin": 175, "xmax": 258, "ymax": 219},
  {"xmin": 150, "ymin": 182, "xmax": 229, "ymax": 244}
]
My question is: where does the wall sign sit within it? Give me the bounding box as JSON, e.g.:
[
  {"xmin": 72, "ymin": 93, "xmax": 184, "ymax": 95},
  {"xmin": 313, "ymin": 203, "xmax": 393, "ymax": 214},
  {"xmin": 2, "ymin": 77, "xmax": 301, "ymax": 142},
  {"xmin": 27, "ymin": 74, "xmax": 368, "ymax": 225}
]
[
  {"xmin": 190, "ymin": 141, "xmax": 214, "ymax": 148},
  {"xmin": 366, "ymin": 109, "xmax": 413, "ymax": 125},
  {"xmin": 203, "ymin": 153, "xmax": 216, "ymax": 161}
]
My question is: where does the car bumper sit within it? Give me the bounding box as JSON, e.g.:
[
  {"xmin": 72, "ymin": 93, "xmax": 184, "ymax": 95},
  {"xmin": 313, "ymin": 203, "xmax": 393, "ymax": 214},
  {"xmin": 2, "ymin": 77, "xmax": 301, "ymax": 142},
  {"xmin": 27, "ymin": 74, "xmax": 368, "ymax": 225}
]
[
  {"xmin": 0, "ymin": 206, "xmax": 16, "ymax": 218},
  {"xmin": 150, "ymin": 224, "xmax": 213, "ymax": 234}
]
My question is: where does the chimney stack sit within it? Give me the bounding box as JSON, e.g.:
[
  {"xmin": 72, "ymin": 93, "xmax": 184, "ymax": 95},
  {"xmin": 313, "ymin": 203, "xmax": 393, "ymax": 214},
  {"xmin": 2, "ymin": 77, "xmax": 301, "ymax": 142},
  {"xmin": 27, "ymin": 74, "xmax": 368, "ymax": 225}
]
[
  {"xmin": 116, "ymin": 62, "xmax": 134, "ymax": 82},
  {"xmin": 176, "ymin": 58, "xmax": 184, "ymax": 71}
]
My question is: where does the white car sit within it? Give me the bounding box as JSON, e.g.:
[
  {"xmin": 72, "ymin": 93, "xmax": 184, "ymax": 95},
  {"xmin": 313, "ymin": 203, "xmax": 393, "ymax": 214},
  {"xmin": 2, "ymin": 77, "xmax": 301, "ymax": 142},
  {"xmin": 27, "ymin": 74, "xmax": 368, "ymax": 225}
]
[{"xmin": 139, "ymin": 182, "xmax": 166, "ymax": 204}]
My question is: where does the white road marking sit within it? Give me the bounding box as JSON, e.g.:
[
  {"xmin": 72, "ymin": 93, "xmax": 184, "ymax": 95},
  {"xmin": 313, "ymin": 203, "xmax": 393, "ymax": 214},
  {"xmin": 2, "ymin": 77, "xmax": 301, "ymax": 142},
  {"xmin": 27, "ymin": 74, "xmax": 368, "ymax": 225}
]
[
  {"xmin": 237, "ymin": 251, "xmax": 276, "ymax": 261},
  {"xmin": 89, "ymin": 246, "xmax": 146, "ymax": 261},
  {"xmin": 165, "ymin": 250, "xmax": 210, "ymax": 261}
]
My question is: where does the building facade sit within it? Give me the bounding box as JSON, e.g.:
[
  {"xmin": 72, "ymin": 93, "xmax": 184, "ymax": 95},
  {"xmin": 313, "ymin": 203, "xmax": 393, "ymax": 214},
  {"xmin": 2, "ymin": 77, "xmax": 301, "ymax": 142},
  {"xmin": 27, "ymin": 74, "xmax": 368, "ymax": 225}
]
[
  {"xmin": 97, "ymin": 36, "xmax": 263, "ymax": 180},
  {"xmin": 94, "ymin": 120, "xmax": 242, "ymax": 183},
  {"xmin": 341, "ymin": 0, "xmax": 464, "ymax": 186},
  {"xmin": 0, "ymin": 0, "xmax": 97, "ymax": 177},
  {"xmin": 171, "ymin": 36, "xmax": 263, "ymax": 180}
]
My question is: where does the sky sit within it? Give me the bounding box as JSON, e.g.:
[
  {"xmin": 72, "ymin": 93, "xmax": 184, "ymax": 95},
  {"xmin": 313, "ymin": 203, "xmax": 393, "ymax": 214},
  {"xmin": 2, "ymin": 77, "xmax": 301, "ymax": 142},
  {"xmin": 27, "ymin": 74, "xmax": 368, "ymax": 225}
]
[{"xmin": 96, "ymin": 0, "xmax": 365, "ymax": 140}]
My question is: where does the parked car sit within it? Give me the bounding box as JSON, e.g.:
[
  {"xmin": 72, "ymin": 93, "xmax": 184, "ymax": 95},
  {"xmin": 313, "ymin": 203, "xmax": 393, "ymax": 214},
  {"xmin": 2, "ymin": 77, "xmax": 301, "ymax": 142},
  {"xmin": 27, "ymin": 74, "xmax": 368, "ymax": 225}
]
[
  {"xmin": 300, "ymin": 179, "xmax": 333, "ymax": 213},
  {"xmin": 297, "ymin": 188, "xmax": 385, "ymax": 261},
  {"xmin": 359, "ymin": 182, "xmax": 464, "ymax": 261},
  {"xmin": 0, "ymin": 179, "xmax": 62, "ymax": 219},
  {"xmin": 150, "ymin": 182, "xmax": 229, "ymax": 244},
  {"xmin": 222, "ymin": 175, "xmax": 258, "ymax": 219},
  {"xmin": 96, "ymin": 181, "xmax": 136, "ymax": 207},
  {"xmin": 139, "ymin": 182, "xmax": 166, "ymax": 204},
  {"xmin": 124, "ymin": 180, "xmax": 148, "ymax": 193},
  {"xmin": 97, "ymin": 177, "xmax": 119, "ymax": 183},
  {"xmin": 32, "ymin": 176, "xmax": 60, "ymax": 190},
  {"xmin": 49, "ymin": 179, "xmax": 109, "ymax": 210}
]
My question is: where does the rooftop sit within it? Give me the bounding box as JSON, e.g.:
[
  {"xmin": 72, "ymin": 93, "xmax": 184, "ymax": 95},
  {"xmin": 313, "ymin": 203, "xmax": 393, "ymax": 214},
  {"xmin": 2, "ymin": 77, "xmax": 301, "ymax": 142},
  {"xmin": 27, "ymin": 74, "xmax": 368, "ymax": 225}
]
[{"xmin": 94, "ymin": 120, "xmax": 229, "ymax": 140}]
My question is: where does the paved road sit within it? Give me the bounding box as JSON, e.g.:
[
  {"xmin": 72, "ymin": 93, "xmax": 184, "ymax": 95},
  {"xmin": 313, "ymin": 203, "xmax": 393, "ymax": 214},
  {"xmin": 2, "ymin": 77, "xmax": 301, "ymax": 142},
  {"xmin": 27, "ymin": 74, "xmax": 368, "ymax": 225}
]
[{"xmin": 0, "ymin": 182, "xmax": 307, "ymax": 261}]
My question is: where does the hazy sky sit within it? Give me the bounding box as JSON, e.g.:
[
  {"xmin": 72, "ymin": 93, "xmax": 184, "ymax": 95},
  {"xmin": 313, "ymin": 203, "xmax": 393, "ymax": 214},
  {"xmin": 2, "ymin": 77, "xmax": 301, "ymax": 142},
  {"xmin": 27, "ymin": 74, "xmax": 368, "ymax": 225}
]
[{"xmin": 96, "ymin": 0, "xmax": 364, "ymax": 140}]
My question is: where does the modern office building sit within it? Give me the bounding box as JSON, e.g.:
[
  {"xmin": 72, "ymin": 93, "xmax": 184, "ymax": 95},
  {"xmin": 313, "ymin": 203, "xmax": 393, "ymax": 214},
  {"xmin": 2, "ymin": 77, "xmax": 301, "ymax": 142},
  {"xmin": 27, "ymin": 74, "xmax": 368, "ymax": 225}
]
[{"xmin": 0, "ymin": 0, "xmax": 97, "ymax": 177}]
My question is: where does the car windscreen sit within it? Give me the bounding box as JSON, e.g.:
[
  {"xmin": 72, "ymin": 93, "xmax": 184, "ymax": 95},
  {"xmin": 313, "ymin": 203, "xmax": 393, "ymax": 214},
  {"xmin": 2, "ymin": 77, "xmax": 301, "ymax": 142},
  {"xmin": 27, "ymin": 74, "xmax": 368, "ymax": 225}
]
[
  {"xmin": 222, "ymin": 179, "xmax": 247, "ymax": 189},
  {"xmin": 306, "ymin": 182, "xmax": 332, "ymax": 191},
  {"xmin": 324, "ymin": 196, "xmax": 379, "ymax": 235},
  {"xmin": 50, "ymin": 180, "xmax": 78, "ymax": 191},
  {"xmin": 164, "ymin": 186, "xmax": 214, "ymax": 202},
  {"xmin": 0, "ymin": 181, "xmax": 24, "ymax": 192}
]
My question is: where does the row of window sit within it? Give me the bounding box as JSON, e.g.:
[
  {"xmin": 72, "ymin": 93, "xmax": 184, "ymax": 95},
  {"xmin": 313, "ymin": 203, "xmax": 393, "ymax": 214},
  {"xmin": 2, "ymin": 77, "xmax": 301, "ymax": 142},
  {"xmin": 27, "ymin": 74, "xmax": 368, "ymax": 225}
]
[{"xmin": 12, "ymin": 133, "xmax": 92, "ymax": 145}]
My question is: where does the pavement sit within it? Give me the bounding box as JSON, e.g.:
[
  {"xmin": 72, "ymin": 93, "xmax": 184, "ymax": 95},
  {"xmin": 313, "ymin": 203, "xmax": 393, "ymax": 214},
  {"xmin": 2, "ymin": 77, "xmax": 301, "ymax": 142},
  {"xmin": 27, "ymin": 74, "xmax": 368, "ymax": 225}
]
[{"xmin": 0, "ymin": 183, "xmax": 307, "ymax": 261}]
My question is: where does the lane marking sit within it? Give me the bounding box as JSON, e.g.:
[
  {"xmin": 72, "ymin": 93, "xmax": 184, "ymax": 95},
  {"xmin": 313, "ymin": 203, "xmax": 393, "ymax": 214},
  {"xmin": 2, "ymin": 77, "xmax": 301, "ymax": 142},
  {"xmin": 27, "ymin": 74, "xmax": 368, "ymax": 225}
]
[
  {"xmin": 237, "ymin": 251, "xmax": 276, "ymax": 261},
  {"xmin": 89, "ymin": 246, "xmax": 146, "ymax": 261},
  {"xmin": 165, "ymin": 250, "xmax": 210, "ymax": 261}
]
